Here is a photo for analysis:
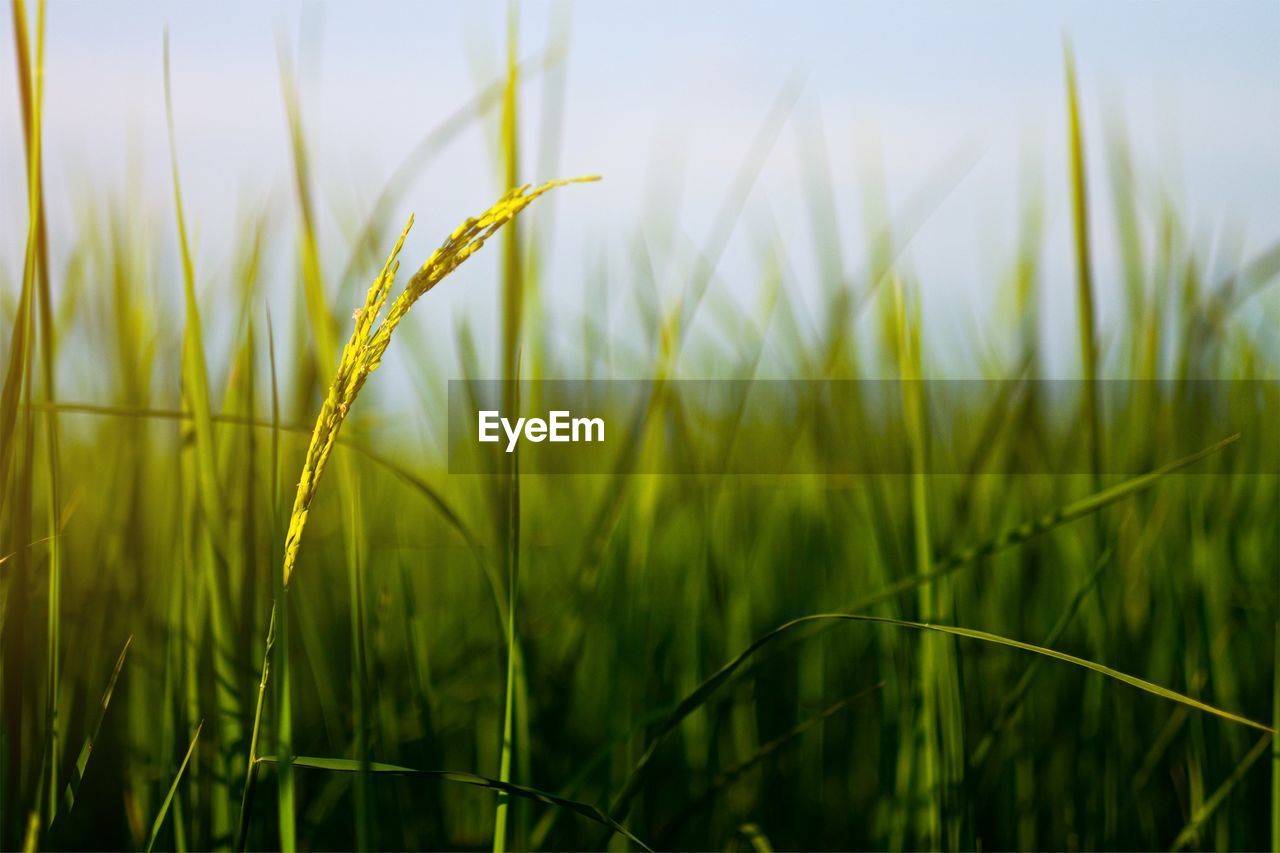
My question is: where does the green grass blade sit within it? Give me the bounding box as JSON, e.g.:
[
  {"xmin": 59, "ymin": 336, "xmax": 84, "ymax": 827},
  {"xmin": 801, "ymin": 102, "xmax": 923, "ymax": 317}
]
[
  {"xmin": 164, "ymin": 37, "xmax": 240, "ymax": 843},
  {"xmin": 1171, "ymin": 733, "xmax": 1272, "ymax": 851},
  {"xmin": 345, "ymin": 473, "xmax": 372, "ymax": 851},
  {"xmin": 146, "ymin": 720, "xmax": 203, "ymax": 853},
  {"xmin": 886, "ymin": 618, "xmax": 1269, "ymax": 732},
  {"xmin": 59, "ymin": 636, "xmax": 131, "ymax": 817},
  {"xmin": 278, "ymin": 32, "xmax": 338, "ymax": 375},
  {"xmin": 264, "ymin": 308, "xmax": 295, "ymax": 853},
  {"xmin": 1064, "ymin": 39, "xmax": 1101, "ymax": 429},
  {"xmin": 0, "ymin": 0, "xmax": 37, "ymax": 518},
  {"xmin": 274, "ymin": 590, "xmax": 295, "ymax": 852},
  {"xmin": 163, "ymin": 32, "xmax": 221, "ymax": 528},
  {"xmin": 234, "ymin": 606, "xmax": 273, "ymax": 852},
  {"xmin": 894, "ymin": 274, "xmax": 960, "ymax": 847},
  {"xmin": 0, "ymin": 288, "xmax": 36, "ymax": 845},
  {"xmin": 256, "ymin": 755, "xmax": 652, "ymax": 851},
  {"xmin": 11, "ymin": 0, "xmax": 62, "ymax": 830},
  {"xmin": 1273, "ymin": 622, "xmax": 1279, "ymax": 851},
  {"xmin": 494, "ymin": 7, "xmax": 523, "ymax": 851},
  {"xmin": 0, "ymin": 269, "xmax": 33, "ymax": 523}
]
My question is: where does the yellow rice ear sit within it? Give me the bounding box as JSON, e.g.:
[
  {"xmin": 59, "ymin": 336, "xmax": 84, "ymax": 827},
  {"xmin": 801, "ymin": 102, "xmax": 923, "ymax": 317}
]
[{"xmin": 281, "ymin": 177, "xmax": 595, "ymax": 589}]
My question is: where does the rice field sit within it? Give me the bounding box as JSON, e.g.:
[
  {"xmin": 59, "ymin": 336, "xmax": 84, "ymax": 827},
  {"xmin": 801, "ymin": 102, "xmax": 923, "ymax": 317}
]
[{"xmin": 1, "ymin": 3, "xmax": 1278, "ymax": 851}]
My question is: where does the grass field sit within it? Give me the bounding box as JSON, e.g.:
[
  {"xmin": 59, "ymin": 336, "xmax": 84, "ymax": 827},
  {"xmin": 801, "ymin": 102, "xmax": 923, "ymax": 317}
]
[{"xmin": 2, "ymin": 3, "xmax": 1278, "ymax": 851}]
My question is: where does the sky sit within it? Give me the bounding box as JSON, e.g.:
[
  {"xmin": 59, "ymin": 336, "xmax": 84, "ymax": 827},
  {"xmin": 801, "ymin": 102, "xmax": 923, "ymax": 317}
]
[{"xmin": 1, "ymin": 1, "xmax": 1277, "ymax": 385}]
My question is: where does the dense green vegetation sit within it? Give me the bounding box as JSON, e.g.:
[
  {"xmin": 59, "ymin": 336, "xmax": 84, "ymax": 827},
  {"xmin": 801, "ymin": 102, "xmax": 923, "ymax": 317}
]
[{"xmin": 2, "ymin": 3, "xmax": 1277, "ymax": 851}]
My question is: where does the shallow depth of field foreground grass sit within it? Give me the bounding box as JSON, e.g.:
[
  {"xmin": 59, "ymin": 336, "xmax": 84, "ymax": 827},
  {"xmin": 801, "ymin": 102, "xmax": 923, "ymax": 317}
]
[{"xmin": 2, "ymin": 4, "xmax": 1279, "ymax": 852}]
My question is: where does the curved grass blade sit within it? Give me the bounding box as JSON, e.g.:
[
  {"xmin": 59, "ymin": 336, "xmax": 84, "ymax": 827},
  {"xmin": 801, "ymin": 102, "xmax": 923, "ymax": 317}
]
[
  {"xmin": 146, "ymin": 719, "xmax": 203, "ymax": 853},
  {"xmin": 255, "ymin": 755, "xmax": 651, "ymax": 852},
  {"xmin": 885, "ymin": 617, "xmax": 1269, "ymax": 732},
  {"xmin": 609, "ymin": 435, "xmax": 1242, "ymax": 819},
  {"xmin": 610, "ymin": 608, "xmax": 1271, "ymax": 822}
]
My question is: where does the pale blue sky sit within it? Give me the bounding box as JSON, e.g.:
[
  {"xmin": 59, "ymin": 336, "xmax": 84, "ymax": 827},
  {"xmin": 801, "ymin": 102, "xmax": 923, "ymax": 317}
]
[{"xmin": 1, "ymin": 1, "xmax": 1277, "ymax": 384}]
